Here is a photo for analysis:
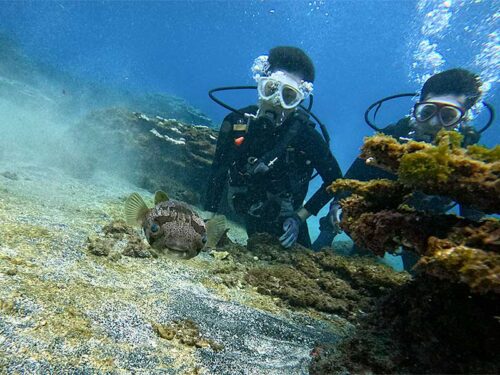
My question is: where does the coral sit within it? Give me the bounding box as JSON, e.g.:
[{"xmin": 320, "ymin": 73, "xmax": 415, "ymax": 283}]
[
  {"xmin": 310, "ymin": 276, "xmax": 500, "ymax": 374},
  {"xmin": 466, "ymin": 143, "xmax": 500, "ymax": 163},
  {"xmin": 316, "ymin": 131, "xmax": 500, "ymax": 373},
  {"xmin": 331, "ymin": 177, "xmax": 500, "ymax": 293},
  {"xmin": 339, "ymin": 209, "xmax": 470, "ymax": 256},
  {"xmin": 359, "ymin": 132, "xmax": 427, "ymax": 171},
  {"xmin": 329, "ymin": 178, "xmax": 410, "ymax": 211},
  {"xmin": 448, "ymin": 217, "xmax": 500, "ymax": 252},
  {"xmin": 417, "ymin": 237, "xmax": 500, "ymax": 294},
  {"xmin": 360, "ymin": 130, "xmax": 500, "ymax": 213},
  {"xmin": 331, "ymin": 131, "xmax": 500, "ymax": 293}
]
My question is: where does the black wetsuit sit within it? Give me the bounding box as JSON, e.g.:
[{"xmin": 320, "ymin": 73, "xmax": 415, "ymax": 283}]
[{"xmin": 204, "ymin": 105, "xmax": 343, "ymax": 248}]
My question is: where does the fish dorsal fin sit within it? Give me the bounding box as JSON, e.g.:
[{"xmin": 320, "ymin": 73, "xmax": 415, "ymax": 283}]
[
  {"xmin": 205, "ymin": 215, "xmax": 227, "ymax": 249},
  {"xmin": 125, "ymin": 193, "xmax": 149, "ymax": 226},
  {"xmin": 154, "ymin": 190, "xmax": 169, "ymax": 205}
]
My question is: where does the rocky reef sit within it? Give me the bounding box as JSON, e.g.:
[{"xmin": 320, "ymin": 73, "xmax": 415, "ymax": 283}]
[
  {"xmin": 67, "ymin": 109, "xmax": 218, "ymax": 206},
  {"xmin": 311, "ymin": 131, "xmax": 500, "ymax": 374},
  {"xmin": 208, "ymin": 233, "xmax": 409, "ymax": 320}
]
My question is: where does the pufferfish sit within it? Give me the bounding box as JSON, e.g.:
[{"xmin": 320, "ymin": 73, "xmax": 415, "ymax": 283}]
[{"xmin": 124, "ymin": 191, "xmax": 226, "ymax": 259}]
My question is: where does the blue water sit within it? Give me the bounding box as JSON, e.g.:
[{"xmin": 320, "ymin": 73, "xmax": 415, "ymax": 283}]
[{"xmin": 1, "ymin": 0, "xmax": 498, "ymax": 265}]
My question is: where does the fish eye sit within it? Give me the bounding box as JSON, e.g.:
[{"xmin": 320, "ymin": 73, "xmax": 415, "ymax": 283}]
[
  {"xmin": 151, "ymin": 223, "xmax": 160, "ymax": 233},
  {"xmin": 201, "ymin": 234, "xmax": 207, "ymax": 243}
]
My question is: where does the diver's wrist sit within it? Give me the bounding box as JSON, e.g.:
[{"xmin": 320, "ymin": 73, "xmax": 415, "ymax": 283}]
[{"xmin": 295, "ymin": 207, "xmax": 310, "ymax": 222}]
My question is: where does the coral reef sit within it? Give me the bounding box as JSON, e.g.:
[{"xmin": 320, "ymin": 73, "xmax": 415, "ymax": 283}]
[
  {"xmin": 359, "ymin": 130, "xmax": 500, "ymax": 213},
  {"xmin": 418, "ymin": 236, "xmax": 500, "ymax": 294},
  {"xmin": 319, "ymin": 131, "xmax": 500, "ymax": 373},
  {"xmin": 310, "ymin": 276, "xmax": 500, "ymax": 374},
  {"xmin": 330, "ymin": 143, "xmax": 499, "ymax": 293}
]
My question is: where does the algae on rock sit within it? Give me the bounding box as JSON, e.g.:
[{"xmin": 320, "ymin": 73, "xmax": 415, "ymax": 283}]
[
  {"xmin": 316, "ymin": 131, "xmax": 500, "ymax": 374},
  {"xmin": 359, "ymin": 130, "xmax": 500, "ymax": 213},
  {"xmin": 210, "ymin": 233, "xmax": 409, "ymax": 320}
]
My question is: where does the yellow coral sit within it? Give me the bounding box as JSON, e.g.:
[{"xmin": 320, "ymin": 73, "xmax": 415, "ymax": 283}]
[
  {"xmin": 418, "ymin": 237, "xmax": 500, "ymax": 294},
  {"xmin": 398, "ymin": 143, "xmax": 452, "ymax": 184},
  {"xmin": 360, "ymin": 130, "xmax": 500, "ymax": 213},
  {"xmin": 467, "ymin": 144, "xmax": 500, "ymax": 163}
]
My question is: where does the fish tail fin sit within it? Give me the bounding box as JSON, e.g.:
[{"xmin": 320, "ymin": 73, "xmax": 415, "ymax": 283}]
[
  {"xmin": 205, "ymin": 215, "xmax": 227, "ymax": 249},
  {"xmin": 125, "ymin": 193, "xmax": 149, "ymax": 226}
]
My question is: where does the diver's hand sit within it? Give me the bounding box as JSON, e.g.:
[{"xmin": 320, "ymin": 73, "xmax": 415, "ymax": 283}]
[{"xmin": 279, "ymin": 214, "xmax": 301, "ymax": 248}]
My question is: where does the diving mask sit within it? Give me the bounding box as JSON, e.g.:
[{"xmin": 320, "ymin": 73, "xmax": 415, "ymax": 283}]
[
  {"xmin": 257, "ymin": 72, "xmax": 307, "ymax": 109},
  {"xmin": 413, "ymin": 101, "xmax": 465, "ymax": 128}
]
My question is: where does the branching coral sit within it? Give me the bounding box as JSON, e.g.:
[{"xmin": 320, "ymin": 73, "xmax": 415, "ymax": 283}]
[{"xmin": 329, "ymin": 179, "xmax": 410, "ymax": 211}]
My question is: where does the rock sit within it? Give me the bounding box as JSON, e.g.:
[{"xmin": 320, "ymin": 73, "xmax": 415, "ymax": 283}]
[
  {"xmin": 102, "ymin": 220, "xmax": 135, "ymax": 237},
  {"xmin": 153, "ymin": 320, "xmax": 223, "ymax": 352},
  {"xmin": 108, "ymin": 252, "xmax": 122, "ymax": 262},
  {"xmin": 5, "ymin": 268, "xmax": 17, "ymax": 276},
  {"xmin": 0, "ymin": 299, "xmax": 15, "ymax": 313},
  {"xmin": 87, "ymin": 235, "xmax": 111, "ymax": 257},
  {"xmin": 67, "ymin": 108, "xmax": 219, "ymax": 207},
  {"xmin": 210, "ymin": 250, "xmax": 230, "ymax": 261},
  {"xmin": 122, "ymin": 237, "xmax": 153, "ymax": 258}
]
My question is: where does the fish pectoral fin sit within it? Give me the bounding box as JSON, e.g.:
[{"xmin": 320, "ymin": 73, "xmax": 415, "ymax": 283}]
[
  {"xmin": 125, "ymin": 193, "xmax": 149, "ymax": 226},
  {"xmin": 154, "ymin": 190, "xmax": 169, "ymax": 205},
  {"xmin": 205, "ymin": 215, "xmax": 227, "ymax": 249}
]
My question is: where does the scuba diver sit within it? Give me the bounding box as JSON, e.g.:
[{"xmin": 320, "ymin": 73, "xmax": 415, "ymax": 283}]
[
  {"xmin": 312, "ymin": 68, "xmax": 494, "ymax": 267},
  {"xmin": 204, "ymin": 46, "xmax": 342, "ymax": 249}
]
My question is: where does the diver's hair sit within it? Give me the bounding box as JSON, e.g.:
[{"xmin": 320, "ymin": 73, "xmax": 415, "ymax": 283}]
[
  {"xmin": 420, "ymin": 68, "xmax": 482, "ymax": 110},
  {"xmin": 268, "ymin": 46, "xmax": 315, "ymax": 83}
]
